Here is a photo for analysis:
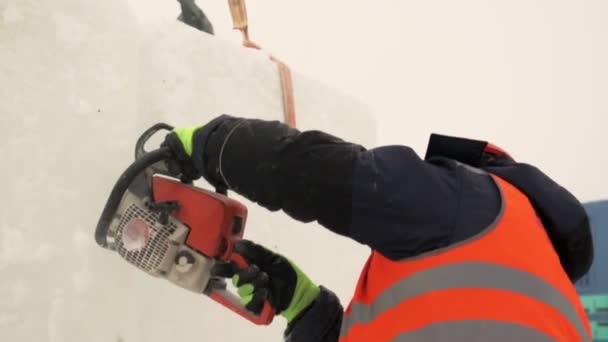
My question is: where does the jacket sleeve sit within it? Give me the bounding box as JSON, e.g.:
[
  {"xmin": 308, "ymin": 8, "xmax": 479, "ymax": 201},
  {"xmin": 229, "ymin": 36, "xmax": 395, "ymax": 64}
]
[
  {"xmin": 193, "ymin": 114, "xmax": 367, "ymax": 237},
  {"xmin": 192, "ymin": 114, "xmax": 472, "ymax": 259},
  {"xmin": 283, "ymin": 286, "xmax": 344, "ymax": 342}
]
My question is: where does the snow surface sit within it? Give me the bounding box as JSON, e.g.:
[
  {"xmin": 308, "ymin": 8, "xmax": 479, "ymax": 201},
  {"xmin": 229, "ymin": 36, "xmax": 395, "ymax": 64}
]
[
  {"xmin": 1, "ymin": 0, "xmax": 607, "ymax": 341},
  {"xmin": 0, "ymin": 1, "xmax": 374, "ymax": 341}
]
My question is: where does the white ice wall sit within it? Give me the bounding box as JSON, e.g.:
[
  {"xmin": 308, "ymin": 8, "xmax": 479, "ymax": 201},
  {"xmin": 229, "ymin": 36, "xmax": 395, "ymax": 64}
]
[
  {"xmin": 2, "ymin": 1, "xmax": 607, "ymax": 342},
  {"xmin": 0, "ymin": 1, "xmax": 375, "ymax": 341}
]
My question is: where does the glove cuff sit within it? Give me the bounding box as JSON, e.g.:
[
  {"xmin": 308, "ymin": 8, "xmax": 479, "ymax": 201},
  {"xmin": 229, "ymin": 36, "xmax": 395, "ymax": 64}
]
[
  {"xmin": 174, "ymin": 126, "xmax": 202, "ymax": 156},
  {"xmin": 280, "ymin": 262, "xmax": 321, "ymax": 323},
  {"xmin": 284, "ymin": 286, "xmax": 343, "ymax": 341}
]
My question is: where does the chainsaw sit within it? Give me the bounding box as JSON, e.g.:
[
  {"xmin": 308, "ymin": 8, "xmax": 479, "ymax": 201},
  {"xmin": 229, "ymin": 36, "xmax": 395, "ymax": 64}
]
[{"xmin": 94, "ymin": 123, "xmax": 274, "ymax": 325}]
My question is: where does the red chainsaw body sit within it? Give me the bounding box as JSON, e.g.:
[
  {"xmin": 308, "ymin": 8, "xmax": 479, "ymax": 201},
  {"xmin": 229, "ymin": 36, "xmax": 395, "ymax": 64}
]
[
  {"xmin": 151, "ymin": 175, "xmax": 247, "ymax": 260},
  {"xmin": 150, "ymin": 175, "xmax": 274, "ymax": 325}
]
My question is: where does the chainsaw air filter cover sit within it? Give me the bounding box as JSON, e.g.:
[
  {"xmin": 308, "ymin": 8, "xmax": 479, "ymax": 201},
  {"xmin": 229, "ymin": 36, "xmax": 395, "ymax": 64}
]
[{"xmin": 104, "ymin": 174, "xmax": 248, "ymax": 294}]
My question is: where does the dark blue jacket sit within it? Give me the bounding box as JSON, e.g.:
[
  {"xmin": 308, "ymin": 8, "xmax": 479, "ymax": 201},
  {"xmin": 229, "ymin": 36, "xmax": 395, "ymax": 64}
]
[{"xmin": 193, "ymin": 115, "xmax": 593, "ymax": 341}]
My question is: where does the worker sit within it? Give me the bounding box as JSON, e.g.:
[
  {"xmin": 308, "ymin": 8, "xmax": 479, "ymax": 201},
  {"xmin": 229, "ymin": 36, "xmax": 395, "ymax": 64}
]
[{"xmin": 160, "ymin": 114, "xmax": 594, "ymax": 342}]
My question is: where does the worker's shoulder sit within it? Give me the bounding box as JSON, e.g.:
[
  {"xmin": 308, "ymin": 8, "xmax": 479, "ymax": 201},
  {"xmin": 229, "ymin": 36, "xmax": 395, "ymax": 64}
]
[
  {"xmin": 350, "ymin": 147, "xmax": 502, "ymax": 260},
  {"xmin": 483, "ymin": 162, "xmax": 592, "ymax": 281},
  {"xmin": 483, "ymin": 162, "xmax": 571, "ymax": 203},
  {"xmin": 351, "ymin": 145, "xmax": 498, "ymax": 203},
  {"xmin": 483, "ymin": 161, "xmax": 588, "ymax": 231}
]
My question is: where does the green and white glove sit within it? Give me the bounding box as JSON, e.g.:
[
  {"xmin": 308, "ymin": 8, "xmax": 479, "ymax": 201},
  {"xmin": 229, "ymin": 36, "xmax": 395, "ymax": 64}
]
[{"xmin": 212, "ymin": 240, "xmax": 321, "ymax": 323}]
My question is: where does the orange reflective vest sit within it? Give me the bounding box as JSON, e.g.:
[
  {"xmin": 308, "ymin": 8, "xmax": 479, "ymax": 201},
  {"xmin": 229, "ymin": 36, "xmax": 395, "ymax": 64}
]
[{"xmin": 339, "ymin": 174, "xmax": 592, "ymax": 342}]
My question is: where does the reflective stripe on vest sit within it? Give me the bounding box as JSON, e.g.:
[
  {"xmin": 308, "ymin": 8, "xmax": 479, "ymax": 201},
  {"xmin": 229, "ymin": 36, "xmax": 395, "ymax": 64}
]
[
  {"xmin": 340, "ymin": 262, "xmax": 590, "ymax": 341},
  {"xmin": 392, "ymin": 320, "xmax": 558, "ymax": 342},
  {"xmin": 339, "ymin": 173, "xmax": 591, "ymax": 342}
]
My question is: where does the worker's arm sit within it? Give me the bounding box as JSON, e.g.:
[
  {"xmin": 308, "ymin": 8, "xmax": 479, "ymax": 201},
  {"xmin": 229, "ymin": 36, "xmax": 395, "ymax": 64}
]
[
  {"xmin": 191, "ymin": 114, "xmax": 366, "ymax": 235},
  {"xmin": 169, "ymin": 114, "xmax": 492, "ymax": 259}
]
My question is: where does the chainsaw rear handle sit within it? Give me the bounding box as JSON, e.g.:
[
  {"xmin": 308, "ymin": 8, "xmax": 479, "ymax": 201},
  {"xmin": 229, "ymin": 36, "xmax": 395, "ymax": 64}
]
[{"xmin": 208, "ymin": 253, "xmax": 275, "ymax": 325}]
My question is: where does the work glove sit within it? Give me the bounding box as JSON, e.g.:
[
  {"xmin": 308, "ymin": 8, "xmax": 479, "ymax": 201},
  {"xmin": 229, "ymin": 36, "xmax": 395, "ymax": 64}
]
[
  {"xmin": 212, "ymin": 240, "xmax": 321, "ymax": 323},
  {"xmin": 160, "ymin": 125, "xmax": 203, "ymax": 182}
]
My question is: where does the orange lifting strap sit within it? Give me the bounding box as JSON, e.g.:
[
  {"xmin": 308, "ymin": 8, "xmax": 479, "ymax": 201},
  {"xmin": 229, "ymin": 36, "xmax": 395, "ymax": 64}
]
[{"xmin": 228, "ymin": 0, "xmax": 297, "ymax": 128}]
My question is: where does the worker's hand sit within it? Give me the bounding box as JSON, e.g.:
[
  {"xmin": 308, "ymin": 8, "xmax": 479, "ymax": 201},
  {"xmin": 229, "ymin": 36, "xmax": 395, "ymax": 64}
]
[
  {"xmin": 161, "ymin": 125, "xmax": 203, "ymax": 182},
  {"xmin": 212, "ymin": 240, "xmax": 321, "ymax": 323}
]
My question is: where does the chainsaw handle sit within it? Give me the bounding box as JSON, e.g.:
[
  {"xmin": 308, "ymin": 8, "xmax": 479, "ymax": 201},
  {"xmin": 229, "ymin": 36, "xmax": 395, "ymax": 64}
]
[
  {"xmin": 207, "ymin": 253, "xmax": 275, "ymax": 325},
  {"xmin": 134, "ymin": 123, "xmax": 174, "ymax": 159},
  {"xmin": 133, "ymin": 122, "xmax": 227, "ymax": 194}
]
